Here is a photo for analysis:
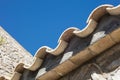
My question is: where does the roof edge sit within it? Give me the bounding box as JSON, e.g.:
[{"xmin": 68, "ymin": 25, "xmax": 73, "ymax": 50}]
[{"xmin": 2, "ymin": 4, "xmax": 120, "ymax": 80}]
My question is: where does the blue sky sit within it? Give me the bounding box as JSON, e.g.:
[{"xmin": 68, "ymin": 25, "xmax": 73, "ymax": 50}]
[{"xmin": 0, "ymin": 0, "xmax": 120, "ymax": 55}]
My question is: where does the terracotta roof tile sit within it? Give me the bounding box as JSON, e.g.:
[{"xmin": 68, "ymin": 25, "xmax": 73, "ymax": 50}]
[
  {"xmin": 37, "ymin": 28, "xmax": 120, "ymax": 80},
  {"xmin": 1, "ymin": 4, "xmax": 120, "ymax": 80}
]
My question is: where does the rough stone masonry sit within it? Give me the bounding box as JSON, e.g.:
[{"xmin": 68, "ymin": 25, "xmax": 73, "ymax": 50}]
[{"xmin": 0, "ymin": 27, "xmax": 33, "ymax": 79}]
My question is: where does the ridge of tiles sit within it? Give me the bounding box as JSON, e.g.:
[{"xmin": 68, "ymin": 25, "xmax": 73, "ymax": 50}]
[{"xmin": 1, "ymin": 4, "xmax": 120, "ymax": 80}]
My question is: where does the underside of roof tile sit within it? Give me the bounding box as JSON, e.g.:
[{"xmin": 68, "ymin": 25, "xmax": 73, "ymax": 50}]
[{"xmin": 0, "ymin": 4, "xmax": 120, "ymax": 80}]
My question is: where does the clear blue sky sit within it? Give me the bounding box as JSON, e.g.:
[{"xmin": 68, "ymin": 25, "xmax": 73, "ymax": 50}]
[{"xmin": 0, "ymin": 0, "xmax": 120, "ymax": 55}]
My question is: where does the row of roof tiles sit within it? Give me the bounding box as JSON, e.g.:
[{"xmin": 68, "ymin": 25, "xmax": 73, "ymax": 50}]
[
  {"xmin": 1, "ymin": 4, "xmax": 120, "ymax": 80},
  {"xmin": 36, "ymin": 27, "xmax": 120, "ymax": 80}
]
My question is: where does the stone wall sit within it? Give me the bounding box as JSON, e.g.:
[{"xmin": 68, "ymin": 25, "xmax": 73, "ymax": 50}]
[{"xmin": 0, "ymin": 27, "xmax": 33, "ymax": 79}]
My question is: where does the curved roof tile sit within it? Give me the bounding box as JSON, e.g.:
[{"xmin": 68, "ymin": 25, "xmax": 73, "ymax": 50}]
[
  {"xmin": 2, "ymin": 4, "xmax": 120, "ymax": 80},
  {"xmin": 107, "ymin": 5, "xmax": 120, "ymax": 15},
  {"xmin": 73, "ymin": 19, "xmax": 97, "ymax": 37}
]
